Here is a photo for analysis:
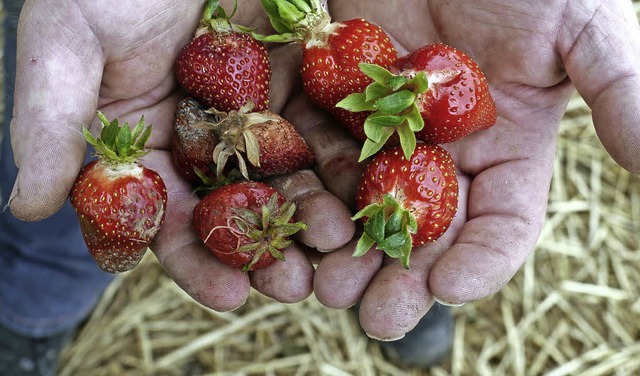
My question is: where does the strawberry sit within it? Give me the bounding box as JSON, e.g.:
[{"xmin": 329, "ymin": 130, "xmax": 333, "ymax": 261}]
[
  {"xmin": 70, "ymin": 112, "xmax": 167, "ymax": 273},
  {"xmin": 257, "ymin": 0, "xmax": 397, "ymax": 136},
  {"xmin": 197, "ymin": 101, "xmax": 315, "ymax": 180},
  {"xmin": 171, "ymin": 97, "xmax": 221, "ymax": 184},
  {"xmin": 192, "ymin": 181, "xmax": 306, "ymax": 271},
  {"xmin": 352, "ymin": 143, "xmax": 458, "ymax": 268},
  {"xmin": 175, "ymin": 0, "xmax": 271, "ymax": 112},
  {"xmin": 338, "ymin": 43, "xmax": 497, "ymax": 161}
]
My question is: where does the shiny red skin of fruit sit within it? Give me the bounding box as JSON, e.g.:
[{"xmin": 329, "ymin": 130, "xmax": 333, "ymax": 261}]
[
  {"xmin": 356, "ymin": 143, "xmax": 458, "ymax": 246},
  {"xmin": 70, "ymin": 160, "xmax": 168, "ymax": 273},
  {"xmin": 301, "ymin": 19, "xmax": 397, "ymax": 120},
  {"xmin": 391, "ymin": 43, "xmax": 497, "ymax": 144},
  {"xmin": 192, "ymin": 181, "xmax": 287, "ymax": 271},
  {"xmin": 175, "ymin": 31, "xmax": 271, "ymax": 112}
]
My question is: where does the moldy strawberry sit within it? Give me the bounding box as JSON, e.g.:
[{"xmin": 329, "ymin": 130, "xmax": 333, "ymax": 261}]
[{"xmin": 70, "ymin": 112, "xmax": 167, "ymax": 273}]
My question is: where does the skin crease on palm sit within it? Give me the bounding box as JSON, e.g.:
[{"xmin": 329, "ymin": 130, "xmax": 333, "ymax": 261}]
[{"xmin": 7, "ymin": 0, "xmax": 640, "ymax": 341}]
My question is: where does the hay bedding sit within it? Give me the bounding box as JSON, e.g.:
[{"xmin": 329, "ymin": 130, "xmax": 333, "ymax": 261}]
[{"xmin": 0, "ymin": 2, "xmax": 636, "ymax": 375}]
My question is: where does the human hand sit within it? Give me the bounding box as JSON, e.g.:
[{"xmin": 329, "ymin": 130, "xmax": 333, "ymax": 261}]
[
  {"xmin": 301, "ymin": 0, "xmax": 640, "ymax": 340},
  {"xmin": 7, "ymin": 0, "xmax": 354, "ymax": 309}
]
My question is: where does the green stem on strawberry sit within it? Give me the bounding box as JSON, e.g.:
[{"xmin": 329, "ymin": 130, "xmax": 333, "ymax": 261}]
[
  {"xmin": 232, "ymin": 193, "xmax": 307, "ymax": 272},
  {"xmin": 255, "ymin": 0, "xmax": 332, "ymax": 45},
  {"xmin": 336, "ymin": 63, "xmax": 430, "ymax": 162},
  {"xmin": 197, "ymin": 0, "xmax": 244, "ymax": 36},
  {"xmin": 351, "ymin": 194, "xmax": 418, "ymax": 269},
  {"xmin": 85, "ymin": 111, "xmax": 152, "ymax": 164}
]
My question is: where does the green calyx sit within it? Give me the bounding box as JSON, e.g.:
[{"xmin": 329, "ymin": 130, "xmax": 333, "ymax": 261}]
[
  {"xmin": 232, "ymin": 193, "xmax": 307, "ymax": 272},
  {"xmin": 199, "ymin": 0, "xmax": 249, "ymax": 35},
  {"xmin": 84, "ymin": 111, "xmax": 152, "ymax": 164},
  {"xmin": 336, "ymin": 63, "xmax": 429, "ymax": 162},
  {"xmin": 351, "ymin": 194, "xmax": 417, "ymax": 269},
  {"xmin": 254, "ymin": 0, "xmax": 331, "ymax": 44},
  {"xmin": 193, "ymin": 167, "xmax": 248, "ymax": 197}
]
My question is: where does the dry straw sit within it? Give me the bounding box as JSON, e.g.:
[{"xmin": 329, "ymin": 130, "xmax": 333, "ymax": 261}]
[{"xmin": 0, "ymin": 2, "xmax": 637, "ymax": 375}]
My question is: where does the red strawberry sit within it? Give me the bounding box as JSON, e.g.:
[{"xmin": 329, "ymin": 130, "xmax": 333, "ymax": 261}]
[
  {"xmin": 197, "ymin": 101, "xmax": 315, "ymax": 180},
  {"xmin": 70, "ymin": 112, "xmax": 167, "ymax": 273},
  {"xmin": 338, "ymin": 43, "xmax": 497, "ymax": 161},
  {"xmin": 193, "ymin": 181, "xmax": 306, "ymax": 271},
  {"xmin": 175, "ymin": 0, "xmax": 271, "ymax": 112},
  {"xmin": 352, "ymin": 143, "xmax": 458, "ymax": 268},
  {"xmin": 257, "ymin": 0, "xmax": 397, "ymax": 136}
]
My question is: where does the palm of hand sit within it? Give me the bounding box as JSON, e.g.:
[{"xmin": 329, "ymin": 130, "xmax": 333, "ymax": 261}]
[{"xmin": 313, "ymin": 0, "xmax": 640, "ymax": 339}]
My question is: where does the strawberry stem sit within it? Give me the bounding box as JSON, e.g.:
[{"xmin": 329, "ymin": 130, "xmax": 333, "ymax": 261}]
[
  {"xmin": 199, "ymin": 0, "xmax": 242, "ymax": 35},
  {"xmin": 255, "ymin": 0, "xmax": 330, "ymax": 44},
  {"xmin": 352, "ymin": 194, "xmax": 417, "ymax": 269},
  {"xmin": 336, "ymin": 63, "xmax": 429, "ymax": 162}
]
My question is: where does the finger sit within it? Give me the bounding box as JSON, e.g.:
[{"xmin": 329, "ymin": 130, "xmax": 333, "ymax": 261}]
[
  {"xmin": 559, "ymin": 1, "xmax": 640, "ymax": 174},
  {"xmin": 268, "ymin": 44, "xmax": 303, "ymax": 113},
  {"xmin": 9, "ymin": 3, "xmax": 104, "ymax": 220},
  {"xmin": 268, "ymin": 169, "xmax": 355, "ymax": 251},
  {"xmin": 429, "ymin": 159, "xmax": 551, "ymax": 305},
  {"xmin": 250, "ymin": 243, "xmax": 314, "ymax": 303},
  {"xmin": 282, "ymin": 94, "xmax": 365, "ymax": 208},
  {"xmin": 143, "ymin": 151, "xmax": 251, "ymax": 311},
  {"xmin": 313, "ymin": 240, "xmax": 384, "ymax": 309}
]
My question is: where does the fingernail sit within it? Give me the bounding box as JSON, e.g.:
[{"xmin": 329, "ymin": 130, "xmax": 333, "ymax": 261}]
[
  {"xmin": 365, "ymin": 332, "xmax": 406, "ymax": 342},
  {"xmin": 434, "ymin": 296, "xmax": 465, "ymax": 307}
]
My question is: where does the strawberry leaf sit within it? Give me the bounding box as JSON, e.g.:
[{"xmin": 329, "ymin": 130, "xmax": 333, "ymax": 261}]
[
  {"xmin": 288, "ymin": 0, "xmax": 312, "ymax": 13},
  {"xmin": 408, "ymin": 71, "xmax": 429, "ymax": 94},
  {"xmin": 359, "ymin": 63, "xmax": 394, "ymax": 84},
  {"xmin": 253, "ymin": 32, "xmax": 296, "ymax": 43},
  {"xmin": 274, "ymin": 1, "xmax": 305, "ymax": 25},
  {"xmin": 365, "ymin": 113, "xmax": 405, "ymax": 130},
  {"xmin": 365, "ymin": 82, "xmax": 391, "ymax": 102},
  {"xmin": 406, "ymin": 104, "xmax": 425, "ymax": 132},
  {"xmin": 377, "ymin": 232, "xmax": 407, "ymax": 259},
  {"xmin": 269, "ymin": 246, "xmax": 287, "ymax": 261},
  {"xmin": 397, "ymin": 123, "xmax": 417, "ymax": 161},
  {"xmin": 399, "ymin": 230, "xmax": 413, "ymax": 269},
  {"xmin": 96, "ymin": 139, "xmax": 119, "ymax": 161},
  {"xmin": 353, "ymin": 232, "xmax": 376, "ymax": 258},
  {"xmin": 359, "ymin": 130, "xmax": 393, "ymax": 162},
  {"xmin": 351, "ymin": 194, "xmax": 418, "ymax": 268},
  {"xmin": 351, "ymin": 202, "xmax": 383, "ymax": 221},
  {"xmin": 336, "ymin": 93, "xmax": 376, "ymax": 112},
  {"xmin": 82, "ymin": 127, "xmax": 98, "ymax": 148},
  {"xmin": 131, "ymin": 116, "xmax": 145, "ymax": 142},
  {"xmin": 233, "ymin": 207, "xmax": 261, "ymax": 228},
  {"xmin": 384, "ymin": 207, "xmax": 405, "ymax": 237},
  {"xmin": 116, "ymin": 124, "xmax": 132, "ymax": 158},
  {"xmin": 374, "ymin": 90, "xmax": 416, "ymax": 114},
  {"xmin": 364, "ymin": 210, "xmax": 386, "ymax": 243},
  {"xmin": 388, "ymin": 76, "xmax": 409, "ymax": 91},
  {"xmin": 88, "ymin": 112, "xmax": 152, "ymax": 164},
  {"xmin": 243, "ymin": 130, "xmax": 261, "ymax": 168}
]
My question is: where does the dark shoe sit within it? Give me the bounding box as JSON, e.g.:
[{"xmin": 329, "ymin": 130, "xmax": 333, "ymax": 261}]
[
  {"xmin": 0, "ymin": 323, "xmax": 75, "ymax": 376},
  {"xmin": 377, "ymin": 303, "xmax": 454, "ymax": 369}
]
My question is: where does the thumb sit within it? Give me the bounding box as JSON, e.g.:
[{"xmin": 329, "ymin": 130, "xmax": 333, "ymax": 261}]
[
  {"xmin": 8, "ymin": 1, "xmax": 103, "ymax": 220},
  {"xmin": 561, "ymin": 2, "xmax": 640, "ymax": 174}
]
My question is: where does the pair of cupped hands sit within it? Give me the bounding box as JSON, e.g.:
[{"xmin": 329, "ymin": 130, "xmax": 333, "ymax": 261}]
[{"xmin": 8, "ymin": 0, "xmax": 640, "ymax": 340}]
